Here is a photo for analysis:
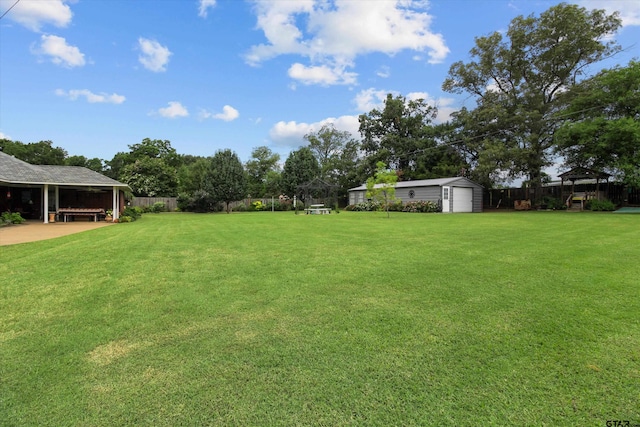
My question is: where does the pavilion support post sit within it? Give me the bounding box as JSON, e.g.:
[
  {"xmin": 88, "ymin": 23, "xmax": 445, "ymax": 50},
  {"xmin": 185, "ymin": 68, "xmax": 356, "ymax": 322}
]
[
  {"xmin": 43, "ymin": 184, "xmax": 49, "ymax": 223},
  {"xmin": 112, "ymin": 187, "xmax": 119, "ymax": 220}
]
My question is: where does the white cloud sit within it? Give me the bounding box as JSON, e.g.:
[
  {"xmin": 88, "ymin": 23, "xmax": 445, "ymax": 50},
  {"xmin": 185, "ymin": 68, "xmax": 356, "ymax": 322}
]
[
  {"xmin": 354, "ymin": 88, "xmax": 456, "ymax": 123},
  {"xmin": 138, "ymin": 38, "xmax": 172, "ymax": 72},
  {"xmin": 215, "ymin": 105, "xmax": 240, "ymax": 121},
  {"xmin": 376, "ymin": 66, "xmax": 391, "ymax": 78},
  {"xmin": 200, "ymin": 105, "xmax": 240, "ymax": 122},
  {"xmin": 155, "ymin": 101, "xmax": 189, "ymax": 118},
  {"xmin": 288, "ymin": 62, "xmax": 357, "ymax": 86},
  {"xmin": 244, "ymin": 0, "xmax": 315, "ymax": 65},
  {"xmin": 578, "ymin": 1, "xmax": 640, "ymax": 26},
  {"xmin": 198, "ymin": 0, "xmax": 216, "ymax": 18},
  {"xmin": 32, "ymin": 34, "xmax": 85, "ymax": 67},
  {"xmin": 353, "ymin": 88, "xmax": 390, "ymax": 112},
  {"xmin": 269, "ymin": 121, "xmax": 310, "ymax": 147},
  {"xmin": 406, "ymin": 91, "xmax": 429, "ymax": 101},
  {"xmin": 0, "ymin": 131, "xmax": 11, "ymax": 140},
  {"xmin": 55, "ymin": 89, "xmax": 125, "ymax": 104},
  {"xmin": 269, "ymin": 115, "xmax": 360, "ymax": 147},
  {"xmin": 0, "ymin": 0, "xmax": 72, "ymax": 32},
  {"xmin": 245, "ymin": 0, "xmax": 449, "ymax": 86}
]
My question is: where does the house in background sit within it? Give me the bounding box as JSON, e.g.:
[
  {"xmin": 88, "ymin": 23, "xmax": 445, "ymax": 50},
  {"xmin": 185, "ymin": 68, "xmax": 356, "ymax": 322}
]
[
  {"xmin": 0, "ymin": 151, "xmax": 129, "ymax": 223},
  {"xmin": 348, "ymin": 177, "xmax": 484, "ymax": 213}
]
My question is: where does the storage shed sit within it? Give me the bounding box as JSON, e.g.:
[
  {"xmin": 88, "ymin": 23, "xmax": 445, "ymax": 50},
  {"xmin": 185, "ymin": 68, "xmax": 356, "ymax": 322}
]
[{"xmin": 348, "ymin": 177, "xmax": 484, "ymax": 213}]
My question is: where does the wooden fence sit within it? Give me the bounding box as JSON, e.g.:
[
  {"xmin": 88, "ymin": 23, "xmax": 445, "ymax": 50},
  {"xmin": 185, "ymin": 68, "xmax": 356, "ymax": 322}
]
[
  {"xmin": 130, "ymin": 197, "xmax": 178, "ymax": 211},
  {"xmin": 484, "ymin": 182, "xmax": 640, "ymax": 209}
]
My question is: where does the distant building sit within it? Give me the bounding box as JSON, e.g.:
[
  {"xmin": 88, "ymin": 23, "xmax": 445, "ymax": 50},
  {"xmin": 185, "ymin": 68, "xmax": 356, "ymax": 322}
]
[{"xmin": 348, "ymin": 177, "xmax": 484, "ymax": 213}]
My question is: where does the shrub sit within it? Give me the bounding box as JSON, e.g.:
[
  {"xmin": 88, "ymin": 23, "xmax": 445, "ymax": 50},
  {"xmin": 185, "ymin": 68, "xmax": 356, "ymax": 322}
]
[
  {"xmin": 120, "ymin": 206, "xmax": 143, "ymax": 222},
  {"xmin": 251, "ymin": 200, "xmax": 264, "ymax": 211},
  {"xmin": 262, "ymin": 201, "xmax": 275, "ymax": 211},
  {"xmin": 1, "ymin": 211, "xmax": 25, "ymax": 225},
  {"xmin": 263, "ymin": 200, "xmax": 292, "ymax": 211},
  {"xmin": 541, "ymin": 196, "xmax": 565, "ymax": 210},
  {"xmin": 587, "ymin": 199, "xmax": 616, "ymax": 211},
  {"xmin": 176, "ymin": 193, "xmax": 192, "ymax": 212},
  {"xmin": 177, "ymin": 190, "xmax": 221, "ymax": 212},
  {"xmin": 258, "ymin": 200, "xmax": 292, "ymax": 211},
  {"xmin": 346, "ymin": 201, "xmax": 382, "ymax": 212},
  {"xmin": 402, "ymin": 200, "xmax": 441, "ymax": 213},
  {"xmin": 151, "ymin": 202, "xmax": 166, "ymax": 213},
  {"xmin": 387, "ymin": 200, "xmax": 404, "ymax": 212},
  {"xmin": 137, "ymin": 202, "xmax": 167, "ymax": 213}
]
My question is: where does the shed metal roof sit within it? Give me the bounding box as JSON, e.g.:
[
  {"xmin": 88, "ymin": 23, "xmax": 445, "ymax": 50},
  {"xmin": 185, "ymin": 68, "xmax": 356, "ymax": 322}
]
[
  {"xmin": 0, "ymin": 151, "xmax": 128, "ymax": 188},
  {"xmin": 348, "ymin": 177, "xmax": 482, "ymax": 192}
]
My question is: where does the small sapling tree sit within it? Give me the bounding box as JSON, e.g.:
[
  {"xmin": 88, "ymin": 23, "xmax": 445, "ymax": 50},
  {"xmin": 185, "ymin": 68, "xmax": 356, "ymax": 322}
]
[{"xmin": 366, "ymin": 161, "xmax": 398, "ymax": 218}]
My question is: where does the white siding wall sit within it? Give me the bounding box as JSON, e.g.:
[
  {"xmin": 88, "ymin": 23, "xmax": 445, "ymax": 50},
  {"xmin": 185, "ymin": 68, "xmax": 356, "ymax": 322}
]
[{"xmin": 395, "ymin": 186, "xmax": 441, "ymax": 204}]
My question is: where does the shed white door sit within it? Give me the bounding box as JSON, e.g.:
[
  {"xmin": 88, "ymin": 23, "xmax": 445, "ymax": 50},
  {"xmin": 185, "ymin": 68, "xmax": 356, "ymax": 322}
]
[
  {"xmin": 452, "ymin": 187, "xmax": 473, "ymax": 212},
  {"xmin": 441, "ymin": 186, "xmax": 450, "ymax": 213}
]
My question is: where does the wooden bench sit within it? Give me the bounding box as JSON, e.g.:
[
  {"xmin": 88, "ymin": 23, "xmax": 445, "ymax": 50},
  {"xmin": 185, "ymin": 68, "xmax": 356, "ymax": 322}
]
[{"xmin": 58, "ymin": 208, "xmax": 105, "ymax": 222}]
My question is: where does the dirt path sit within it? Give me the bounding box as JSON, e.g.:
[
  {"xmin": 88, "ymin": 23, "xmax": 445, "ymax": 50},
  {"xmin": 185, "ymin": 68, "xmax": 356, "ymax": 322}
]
[{"xmin": 0, "ymin": 220, "xmax": 113, "ymax": 246}]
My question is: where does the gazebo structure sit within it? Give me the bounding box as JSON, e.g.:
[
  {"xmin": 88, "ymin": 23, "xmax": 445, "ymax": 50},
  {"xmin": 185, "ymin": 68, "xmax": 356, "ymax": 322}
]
[
  {"xmin": 558, "ymin": 167, "xmax": 610, "ymax": 210},
  {"xmin": 297, "ymin": 177, "xmax": 340, "ymax": 208}
]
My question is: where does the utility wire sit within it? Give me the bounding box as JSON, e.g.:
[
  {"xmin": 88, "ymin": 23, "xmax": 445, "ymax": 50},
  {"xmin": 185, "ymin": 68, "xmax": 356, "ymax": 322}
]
[{"xmin": 0, "ymin": 0, "xmax": 21, "ymax": 20}]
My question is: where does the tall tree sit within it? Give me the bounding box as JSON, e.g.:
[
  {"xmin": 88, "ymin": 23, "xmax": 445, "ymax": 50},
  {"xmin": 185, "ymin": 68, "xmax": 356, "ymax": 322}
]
[
  {"xmin": 264, "ymin": 170, "xmax": 283, "ymax": 198},
  {"xmin": 359, "ymin": 94, "xmax": 452, "ymax": 181},
  {"xmin": 304, "ymin": 124, "xmax": 363, "ymax": 202},
  {"xmin": 555, "ymin": 61, "xmax": 640, "ymax": 186},
  {"xmin": 442, "ymin": 3, "xmax": 621, "ymax": 199},
  {"xmin": 442, "ymin": 107, "xmax": 516, "ymax": 188},
  {"xmin": 106, "ymin": 138, "xmax": 181, "ymax": 195},
  {"xmin": 206, "ymin": 149, "xmax": 247, "ymax": 213},
  {"xmin": 0, "ymin": 139, "xmax": 67, "ymax": 165},
  {"xmin": 245, "ymin": 146, "xmax": 281, "ymax": 197},
  {"xmin": 304, "ymin": 124, "xmax": 351, "ymax": 180},
  {"xmin": 121, "ymin": 157, "xmax": 178, "ymax": 197},
  {"xmin": 366, "ymin": 161, "xmax": 398, "ymax": 218},
  {"xmin": 177, "ymin": 157, "xmax": 210, "ymax": 195},
  {"xmin": 281, "ymin": 147, "xmax": 320, "ymax": 202},
  {"xmin": 65, "ymin": 155, "xmax": 104, "ymax": 172},
  {"xmin": 104, "ymin": 151, "xmax": 132, "ymax": 180},
  {"xmin": 333, "ymin": 138, "xmax": 366, "ymax": 202},
  {"xmin": 128, "ymin": 138, "xmax": 180, "ymax": 167}
]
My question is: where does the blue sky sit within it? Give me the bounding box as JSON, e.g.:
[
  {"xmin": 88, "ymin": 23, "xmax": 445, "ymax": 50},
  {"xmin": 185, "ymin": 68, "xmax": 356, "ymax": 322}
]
[{"xmin": 1, "ymin": 0, "xmax": 639, "ymax": 178}]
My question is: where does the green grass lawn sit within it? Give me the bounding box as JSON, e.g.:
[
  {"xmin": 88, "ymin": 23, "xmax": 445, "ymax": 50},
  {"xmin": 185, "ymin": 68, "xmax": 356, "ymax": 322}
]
[{"xmin": 1, "ymin": 211, "xmax": 638, "ymax": 426}]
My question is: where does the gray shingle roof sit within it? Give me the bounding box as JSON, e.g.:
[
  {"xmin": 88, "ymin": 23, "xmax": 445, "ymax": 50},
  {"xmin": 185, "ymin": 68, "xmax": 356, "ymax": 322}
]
[
  {"xmin": 348, "ymin": 177, "xmax": 482, "ymax": 192},
  {"xmin": 0, "ymin": 151, "xmax": 128, "ymax": 187}
]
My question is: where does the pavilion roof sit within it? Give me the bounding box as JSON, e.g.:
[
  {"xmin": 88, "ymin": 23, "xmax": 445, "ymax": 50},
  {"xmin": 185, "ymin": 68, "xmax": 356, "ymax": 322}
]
[{"xmin": 557, "ymin": 167, "xmax": 610, "ymax": 181}]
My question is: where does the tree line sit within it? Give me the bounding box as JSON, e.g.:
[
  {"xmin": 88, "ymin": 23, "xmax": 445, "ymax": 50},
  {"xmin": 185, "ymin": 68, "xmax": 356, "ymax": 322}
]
[{"xmin": 2, "ymin": 3, "xmax": 638, "ymax": 209}]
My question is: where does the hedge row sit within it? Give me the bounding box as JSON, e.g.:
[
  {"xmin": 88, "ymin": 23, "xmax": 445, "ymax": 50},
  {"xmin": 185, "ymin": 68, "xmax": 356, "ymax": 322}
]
[{"xmin": 345, "ymin": 200, "xmax": 441, "ymax": 213}]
